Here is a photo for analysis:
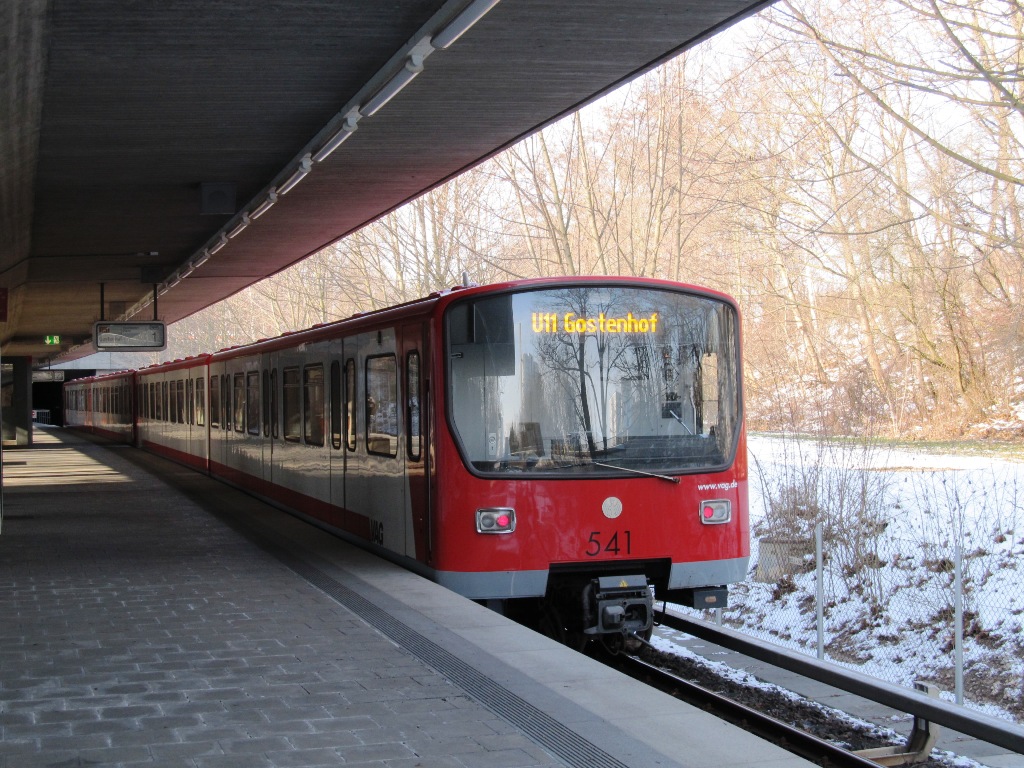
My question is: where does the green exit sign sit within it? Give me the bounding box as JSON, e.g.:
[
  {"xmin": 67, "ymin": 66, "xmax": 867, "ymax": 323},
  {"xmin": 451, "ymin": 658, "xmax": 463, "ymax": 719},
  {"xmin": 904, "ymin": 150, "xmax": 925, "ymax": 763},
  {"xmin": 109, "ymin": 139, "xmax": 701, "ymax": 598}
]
[{"xmin": 45, "ymin": 335, "xmax": 61, "ymax": 345}]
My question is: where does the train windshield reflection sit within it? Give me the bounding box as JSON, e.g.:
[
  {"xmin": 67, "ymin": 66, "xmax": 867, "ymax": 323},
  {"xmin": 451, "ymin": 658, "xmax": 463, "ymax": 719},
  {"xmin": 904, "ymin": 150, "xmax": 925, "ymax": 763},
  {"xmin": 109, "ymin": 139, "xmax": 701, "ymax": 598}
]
[{"xmin": 446, "ymin": 285, "xmax": 741, "ymax": 476}]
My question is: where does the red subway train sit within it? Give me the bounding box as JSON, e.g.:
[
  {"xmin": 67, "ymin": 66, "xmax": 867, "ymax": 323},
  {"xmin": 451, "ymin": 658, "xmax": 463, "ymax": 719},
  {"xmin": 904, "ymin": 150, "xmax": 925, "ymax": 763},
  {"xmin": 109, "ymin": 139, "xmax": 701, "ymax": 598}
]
[{"xmin": 65, "ymin": 276, "xmax": 749, "ymax": 649}]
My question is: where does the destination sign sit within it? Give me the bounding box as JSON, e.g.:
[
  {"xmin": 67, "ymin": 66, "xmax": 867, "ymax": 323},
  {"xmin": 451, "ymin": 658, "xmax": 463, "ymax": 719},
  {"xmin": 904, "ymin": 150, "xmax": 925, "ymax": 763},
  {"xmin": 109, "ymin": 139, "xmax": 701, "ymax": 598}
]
[
  {"xmin": 531, "ymin": 312, "xmax": 659, "ymax": 334},
  {"xmin": 94, "ymin": 321, "xmax": 167, "ymax": 352}
]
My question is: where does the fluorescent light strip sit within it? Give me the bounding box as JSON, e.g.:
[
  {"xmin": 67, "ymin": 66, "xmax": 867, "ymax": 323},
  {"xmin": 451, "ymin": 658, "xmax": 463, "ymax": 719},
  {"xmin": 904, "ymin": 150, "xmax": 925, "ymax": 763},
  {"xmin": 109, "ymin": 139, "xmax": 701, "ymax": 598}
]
[
  {"xmin": 227, "ymin": 213, "xmax": 251, "ymax": 239},
  {"xmin": 278, "ymin": 154, "xmax": 313, "ymax": 195},
  {"xmin": 208, "ymin": 233, "xmax": 229, "ymax": 255},
  {"xmin": 313, "ymin": 113, "xmax": 361, "ymax": 163},
  {"xmin": 432, "ymin": 0, "xmax": 501, "ymax": 49},
  {"xmin": 250, "ymin": 189, "xmax": 278, "ymax": 219},
  {"xmin": 362, "ymin": 60, "xmax": 422, "ymax": 117}
]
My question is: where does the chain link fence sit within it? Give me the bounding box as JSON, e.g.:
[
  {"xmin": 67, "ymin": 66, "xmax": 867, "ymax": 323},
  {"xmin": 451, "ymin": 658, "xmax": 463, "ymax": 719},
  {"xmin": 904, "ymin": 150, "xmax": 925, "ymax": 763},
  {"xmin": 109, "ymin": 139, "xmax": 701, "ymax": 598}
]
[{"xmin": 692, "ymin": 436, "xmax": 1024, "ymax": 722}]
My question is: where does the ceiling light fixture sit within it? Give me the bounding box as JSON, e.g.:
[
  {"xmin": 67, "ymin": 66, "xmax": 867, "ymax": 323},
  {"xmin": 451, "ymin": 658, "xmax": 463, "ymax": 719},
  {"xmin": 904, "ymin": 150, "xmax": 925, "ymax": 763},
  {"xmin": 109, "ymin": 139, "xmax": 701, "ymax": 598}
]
[
  {"xmin": 278, "ymin": 154, "xmax": 313, "ymax": 195},
  {"xmin": 227, "ymin": 213, "xmax": 251, "ymax": 239},
  {"xmin": 192, "ymin": 249, "xmax": 212, "ymax": 268},
  {"xmin": 432, "ymin": 0, "xmax": 501, "ymax": 49},
  {"xmin": 250, "ymin": 189, "xmax": 278, "ymax": 219},
  {"xmin": 208, "ymin": 233, "xmax": 229, "ymax": 255},
  {"xmin": 362, "ymin": 54, "xmax": 426, "ymax": 117},
  {"xmin": 313, "ymin": 112, "xmax": 361, "ymax": 163}
]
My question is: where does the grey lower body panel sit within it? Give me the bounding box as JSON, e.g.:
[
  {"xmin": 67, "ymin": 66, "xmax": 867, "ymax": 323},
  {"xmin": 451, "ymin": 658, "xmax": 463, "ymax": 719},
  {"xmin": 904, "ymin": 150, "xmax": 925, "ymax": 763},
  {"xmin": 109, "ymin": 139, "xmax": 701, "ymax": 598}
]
[
  {"xmin": 668, "ymin": 557, "xmax": 749, "ymax": 588},
  {"xmin": 435, "ymin": 556, "xmax": 750, "ymax": 600},
  {"xmin": 435, "ymin": 569, "xmax": 550, "ymax": 599}
]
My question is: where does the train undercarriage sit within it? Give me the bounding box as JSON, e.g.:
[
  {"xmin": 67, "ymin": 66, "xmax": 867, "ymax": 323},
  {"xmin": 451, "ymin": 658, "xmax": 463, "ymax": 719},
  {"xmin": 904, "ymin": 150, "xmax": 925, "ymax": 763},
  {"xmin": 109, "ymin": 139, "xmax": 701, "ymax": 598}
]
[{"xmin": 502, "ymin": 566, "xmax": 729, "ymax": 653}]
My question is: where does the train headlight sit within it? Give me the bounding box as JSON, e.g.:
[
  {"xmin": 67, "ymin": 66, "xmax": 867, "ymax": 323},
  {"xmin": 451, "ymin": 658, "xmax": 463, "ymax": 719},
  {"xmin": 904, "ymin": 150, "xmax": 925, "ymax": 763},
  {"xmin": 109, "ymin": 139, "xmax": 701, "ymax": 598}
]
[
  {"xmin": 476, "ymin": 507, "xmax": 516, "ymax": 534},
  {"xmin": 700, "ymin": 499, "xmax": 731, "ymax": 525}
]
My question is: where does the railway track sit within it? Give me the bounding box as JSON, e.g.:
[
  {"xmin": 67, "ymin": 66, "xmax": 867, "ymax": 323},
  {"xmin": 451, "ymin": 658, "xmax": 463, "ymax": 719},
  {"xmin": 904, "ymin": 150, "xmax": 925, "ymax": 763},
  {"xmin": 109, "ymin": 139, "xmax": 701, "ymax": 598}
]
[{"xmin": 609, "ymin": 650, "xmax": 883, "ymax": 768}]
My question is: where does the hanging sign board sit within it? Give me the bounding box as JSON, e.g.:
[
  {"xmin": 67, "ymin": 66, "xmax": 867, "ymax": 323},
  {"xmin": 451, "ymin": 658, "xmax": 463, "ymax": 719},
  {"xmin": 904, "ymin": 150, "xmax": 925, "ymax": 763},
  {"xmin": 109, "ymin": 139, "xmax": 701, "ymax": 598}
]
[{"xmin": 94, "ymin": 321, "xmax": 167, "ymax": 352}]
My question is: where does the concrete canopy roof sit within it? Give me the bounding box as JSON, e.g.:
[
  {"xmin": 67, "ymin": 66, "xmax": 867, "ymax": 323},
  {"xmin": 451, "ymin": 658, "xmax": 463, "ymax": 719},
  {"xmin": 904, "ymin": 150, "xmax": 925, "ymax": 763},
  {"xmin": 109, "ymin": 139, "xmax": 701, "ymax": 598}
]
[{"xmin": 3, "ymin": 0, "xmax": 771, "ymax": 365}]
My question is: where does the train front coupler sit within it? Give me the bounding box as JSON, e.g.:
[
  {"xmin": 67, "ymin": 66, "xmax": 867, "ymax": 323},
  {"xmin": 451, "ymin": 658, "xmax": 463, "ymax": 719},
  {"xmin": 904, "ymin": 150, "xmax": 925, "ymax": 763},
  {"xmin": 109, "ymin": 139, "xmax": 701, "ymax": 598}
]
[{"xmin": 581, "ymin": 574, "xmax": 654, "ymax": 642}]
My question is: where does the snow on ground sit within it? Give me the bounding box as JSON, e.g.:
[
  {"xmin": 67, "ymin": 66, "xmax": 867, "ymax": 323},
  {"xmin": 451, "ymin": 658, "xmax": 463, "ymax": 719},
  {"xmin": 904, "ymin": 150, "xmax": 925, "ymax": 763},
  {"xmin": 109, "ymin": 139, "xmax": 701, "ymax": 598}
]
[{"xmin": 700, "ymin": 435, "xmax": 1024, "ymax": 722}]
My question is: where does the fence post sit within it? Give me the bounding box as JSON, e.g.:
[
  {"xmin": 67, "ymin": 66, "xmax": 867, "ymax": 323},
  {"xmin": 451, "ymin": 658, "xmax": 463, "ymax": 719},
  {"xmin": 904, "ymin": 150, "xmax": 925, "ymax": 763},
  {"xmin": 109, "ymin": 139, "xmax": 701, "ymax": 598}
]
[
  {"xmin": 954, "ymin": 541, "xmax": 964, "ymax": 705},
  {"xmin": 816, "ymin": 522, "xmax": 824, "ymax": 660}
]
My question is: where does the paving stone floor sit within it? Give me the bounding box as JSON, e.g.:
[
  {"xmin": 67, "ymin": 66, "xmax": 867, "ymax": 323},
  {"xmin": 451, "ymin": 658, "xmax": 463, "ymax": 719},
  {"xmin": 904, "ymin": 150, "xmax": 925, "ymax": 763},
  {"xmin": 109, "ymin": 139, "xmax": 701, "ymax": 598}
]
[{"xmin": 0, "ymin": 429, "xmax": 564, "ymax": 768}]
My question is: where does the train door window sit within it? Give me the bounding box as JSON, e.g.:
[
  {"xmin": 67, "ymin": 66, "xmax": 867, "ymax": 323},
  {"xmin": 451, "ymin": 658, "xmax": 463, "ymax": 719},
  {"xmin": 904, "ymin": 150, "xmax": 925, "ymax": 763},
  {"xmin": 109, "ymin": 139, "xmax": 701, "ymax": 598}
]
[
  {"xmin": 233, "ymin": 373, "xmax": 245, "ymax": 433},
  {"xmin": 270, "ymin": 368, "xmax": 279, "ymax": 439},
  {"xmin": 262, "ymin": 369, "xmax": 270, "ymax": 437},
  {"xmin": 222, "ymin": 374, "xmax": 230, "ymax": 430},
  {"xmin": 177, "ymin": 380, "xmax": 186, "ymax": 424},
  {"xmin": 169, "ymin": 381, "xmax": 178, "ymax": 423},
  {"xmin": 195, "ymin": 377, "xmax": 206, "ymax": 426},
  {"xmin": 246, "ymin": 371, "xmax": 260, "ymax": 436},
  {"xmin": 303, "ymin": 364, "xmax": 325, "ymax": 446},
  {"xmin": 365, "ymin": 355, "xmax": 398, "ymax": 457},
  {"xmin": 186, "ymin": 379, "xmax": 194, "ymax": 425},
  {"xmin": 163, "ymin": 381, "xmax": 169, "ymax": 422},
  {"xmin": 406, "ymin": 351, "xmax": 421, "ymax": 461},
  {"xmin": 330, "ymin": 361, "xmax": 342, "ymax": 450},
  {"xmin": 282, "ymin": 367, "xmax": 300, "ymax": 442},
  {"xmin": 344, "ymin": 358, "xmax": 356, "ymax": 451},
  {"xmin": 209, "ymin": 375, "xmax": 220, "ymax": 427}
]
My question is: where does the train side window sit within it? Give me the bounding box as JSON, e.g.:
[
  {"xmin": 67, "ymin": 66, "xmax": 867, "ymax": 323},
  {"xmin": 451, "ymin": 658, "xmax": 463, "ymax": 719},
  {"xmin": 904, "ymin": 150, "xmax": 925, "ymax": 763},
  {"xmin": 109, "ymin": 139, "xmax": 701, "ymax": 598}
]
[
  {"xmin": 186, "ymin": 379, "xmax": 194, "ymax": 425},
  {"xmin": 169, "ymin": 381, "xmax": 177, "ymax": 423},
  {"xmin": 246, "ymin": 371, "xmax": 260, "ymax": 436},
  {"xmin": 177, "ymin": 380, "xmax": 186, "ymax": 424},
  {"xmin": 366, "ymin": 355, "xmax": 398, "ymax": 458},
  {"xmin": 195, "ymin": 377, "xmax": 206, "ymax": 426},
  {"xmin": 233, "ymin": 373, "xmax": 245, "ymax": 433},
  {"xmin": 344, "ymin": 358, "xmax": 356, "ymax": 451},
  {"xmin": 163, "ymin": 381, "xmax": 169, "ymax": 423},
  {"xmin": 282, "ymin": 367, "xmax": 300, "ymax": 442},
  {"xmin": 262, "ymin": 369, "xmax": 270, "ymax": 437},
  {"xmin": 330, "ymin": 361, "xmax": 342, "ymax": 450},
  {"xmin": 210, "ymin": 375, "xmax": 220, "ymax": 427},
  {"xmin": 406, "ymin": 351, "xmax": 421, "ymax": 461},
  {"xmin": 304, "ymin": 364, "xmax": 325, "ymax": 447},
  {"xmin": 271, "ymin": 368, "xmax": 279, "ymax": 439}
]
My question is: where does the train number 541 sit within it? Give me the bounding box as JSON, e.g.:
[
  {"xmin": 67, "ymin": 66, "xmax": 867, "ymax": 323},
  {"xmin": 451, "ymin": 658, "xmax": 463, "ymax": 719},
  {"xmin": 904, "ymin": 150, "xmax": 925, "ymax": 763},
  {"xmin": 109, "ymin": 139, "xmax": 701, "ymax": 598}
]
[{"xmin": 585, "ymin": 530, "xmax": 632, "ymax": 557}]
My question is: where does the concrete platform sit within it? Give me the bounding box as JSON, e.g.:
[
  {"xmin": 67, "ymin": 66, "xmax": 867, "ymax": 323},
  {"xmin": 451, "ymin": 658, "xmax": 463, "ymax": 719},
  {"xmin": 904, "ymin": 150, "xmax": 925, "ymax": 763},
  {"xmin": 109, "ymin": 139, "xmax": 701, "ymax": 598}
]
[{"xmin": 0, "ymin": 427, "xmax": 814, "ymax": 768}]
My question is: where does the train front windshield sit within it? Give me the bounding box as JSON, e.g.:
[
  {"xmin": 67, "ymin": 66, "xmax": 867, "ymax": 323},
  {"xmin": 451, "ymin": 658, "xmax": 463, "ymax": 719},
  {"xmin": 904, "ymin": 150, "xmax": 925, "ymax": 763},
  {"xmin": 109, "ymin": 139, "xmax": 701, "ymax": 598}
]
[{"xmin": 446, "ymin": 285, "xmax": 741, "ymax": 477}]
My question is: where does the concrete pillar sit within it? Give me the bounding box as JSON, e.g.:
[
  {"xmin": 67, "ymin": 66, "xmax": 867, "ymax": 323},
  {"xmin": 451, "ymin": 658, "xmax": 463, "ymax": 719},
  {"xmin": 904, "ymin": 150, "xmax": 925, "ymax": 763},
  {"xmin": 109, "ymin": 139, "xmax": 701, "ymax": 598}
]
[{"xmin": 2, "ymin": 356, "xmax": 33, "ymax": 447}]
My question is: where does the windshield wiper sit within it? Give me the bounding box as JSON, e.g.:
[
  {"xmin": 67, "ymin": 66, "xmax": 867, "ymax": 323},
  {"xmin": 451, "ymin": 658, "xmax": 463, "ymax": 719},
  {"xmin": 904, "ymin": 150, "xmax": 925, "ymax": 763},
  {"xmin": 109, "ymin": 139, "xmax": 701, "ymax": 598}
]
[
  {"xmin": 667, "ymin": 408, "xmax": 696, "ymax": 435},
  {"xmin": 590, "ymin": 460, "xmax": 680, "ymax": 484}
]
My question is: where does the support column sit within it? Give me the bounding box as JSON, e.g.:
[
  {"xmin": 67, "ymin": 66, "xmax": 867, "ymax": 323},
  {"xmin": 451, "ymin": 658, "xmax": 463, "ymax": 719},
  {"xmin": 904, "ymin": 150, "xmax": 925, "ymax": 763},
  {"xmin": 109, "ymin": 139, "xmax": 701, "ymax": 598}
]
[{"xmin": 2, "ymin": 356, "xmax": 33, "ymax": 447}]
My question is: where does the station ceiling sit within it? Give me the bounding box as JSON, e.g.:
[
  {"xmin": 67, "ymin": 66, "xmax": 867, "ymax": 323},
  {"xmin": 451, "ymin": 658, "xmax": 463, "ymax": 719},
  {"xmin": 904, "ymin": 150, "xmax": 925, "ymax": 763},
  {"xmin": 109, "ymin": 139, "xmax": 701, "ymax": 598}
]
[{"xmin": 3, "ymin": 0, "xmax": 772, "ymax": 365}]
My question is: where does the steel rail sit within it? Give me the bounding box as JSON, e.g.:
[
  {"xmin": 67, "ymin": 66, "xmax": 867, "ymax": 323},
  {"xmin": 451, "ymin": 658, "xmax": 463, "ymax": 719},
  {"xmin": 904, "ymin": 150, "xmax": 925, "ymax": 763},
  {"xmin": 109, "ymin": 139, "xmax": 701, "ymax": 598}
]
[
  {"xmin": 616, "ymin": 653, "xmax": 880, "ymax": 768},
  {"xmin": 655, "ymin": 609, "xmax": 1024, "ymax": 755}
]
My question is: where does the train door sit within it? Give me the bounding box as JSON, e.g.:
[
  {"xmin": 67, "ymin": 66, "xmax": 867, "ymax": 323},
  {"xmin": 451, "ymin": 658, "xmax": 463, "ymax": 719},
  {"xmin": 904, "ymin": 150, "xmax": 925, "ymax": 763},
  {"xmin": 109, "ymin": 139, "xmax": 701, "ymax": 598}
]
[
  {"xmin": 329, "ymin": 337, "xmax": 347, "ymax": 524},
  {"xmin": 345, "ymin": 328, "xmax": 405, "ymax": 556},
  {"xmin": 260, "ymin": 351, "xmax": 273, "ymax": 484},
  {"xmin": 401, "ymin": 322, "xmax": 430, "ymax": 562}
]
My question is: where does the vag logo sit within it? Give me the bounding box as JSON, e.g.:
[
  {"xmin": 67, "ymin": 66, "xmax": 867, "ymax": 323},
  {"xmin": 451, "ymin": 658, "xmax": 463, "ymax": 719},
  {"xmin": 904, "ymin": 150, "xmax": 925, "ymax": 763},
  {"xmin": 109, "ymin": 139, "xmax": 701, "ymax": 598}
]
[{"xmin": 370, "ymin": 520, "xmax": 384, "ymax": 546}]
